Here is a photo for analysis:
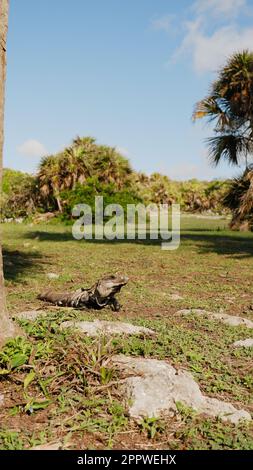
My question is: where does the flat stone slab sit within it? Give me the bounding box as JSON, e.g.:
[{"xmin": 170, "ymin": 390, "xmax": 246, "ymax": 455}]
[
  {"xmin": 14, "ymin": 310, "xmax": 48, "ymax": 321},
  {"xmin": 31, "ymin": 441, "xmax": 63, "ymax": 450},
  {"xmin": 177, "ymin": 309, "xmax": 253, "ymax": 328},
  {"xmin": 47, "ymin": 273, "xmax": 59, "ymax": 280},
  {"xmin": 60, "ymin": 320, "xmax": 156, "ymax": 337},
  {"xmin": 169, "ymin": 294, "xmax": 184, "ymax": 301},
  {"xmin": 112, "ymin": 355, "xmax": 251, "ymax": 424},
  {"xmin": 232, "ymin": 338, "xmax": 253, "ymax": 348}
]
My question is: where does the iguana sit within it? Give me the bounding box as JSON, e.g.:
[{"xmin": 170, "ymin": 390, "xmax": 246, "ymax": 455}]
[{"xmin": 38, "ymin": 274, "xmax": 129, "ymax": 311}]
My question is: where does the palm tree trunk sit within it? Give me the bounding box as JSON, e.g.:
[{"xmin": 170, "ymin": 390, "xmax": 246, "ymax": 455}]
[
  {"xmin": 55, "ymin": 194, "xmax": 62, "ymax": 212},
  {"xmin": 0, "ymin": 0, "xmax": 20, "ymax": 346}
]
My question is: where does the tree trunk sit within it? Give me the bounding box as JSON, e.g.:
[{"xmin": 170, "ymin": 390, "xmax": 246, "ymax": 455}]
[
  {"xmin": 55, "ymin": 195, "xmax": 63, "ymax": 213},
  {"xmin": 0, "ymin": 0, "xmax": 20, "ymax": 346}
]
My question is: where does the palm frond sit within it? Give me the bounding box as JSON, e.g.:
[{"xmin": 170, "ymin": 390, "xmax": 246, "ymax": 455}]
[{"xmin": 207, "ymin": 134, "xmax": 249, "ymax": 166}]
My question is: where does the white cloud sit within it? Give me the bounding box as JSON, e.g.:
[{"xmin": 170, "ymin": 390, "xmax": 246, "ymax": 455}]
[
  {"xmin": 17, "ymin": 139, "xmax": 48, "ymax": 158},
  {"xmin": 171, "ymin": 0, "xmax": 253, "ymax": 73},
  {"xmin": 151, "ymin": 14, "xmax": 175, "ymax": 33},
  {"xmin": 176, "ymin": 22, "xmax": 253, "ymax": 73},
  {"xmin": 193, "ymin": 0, "xmax": 246, "ymax": 18}
]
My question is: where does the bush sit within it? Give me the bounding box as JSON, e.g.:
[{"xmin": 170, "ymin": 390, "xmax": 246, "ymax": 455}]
[
  {"xmin": 1, "ymin": 169, "xmax": 38, "ymax": 219},
  {"xmin": 60, "ymin": 178, "xmax": 142, "ymax": 221}
]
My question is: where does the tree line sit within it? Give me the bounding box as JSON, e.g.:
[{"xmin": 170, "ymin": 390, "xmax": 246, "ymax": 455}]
[{"xmin": 1, "ymin": 137, "xmax": 231, "ymax": 222}]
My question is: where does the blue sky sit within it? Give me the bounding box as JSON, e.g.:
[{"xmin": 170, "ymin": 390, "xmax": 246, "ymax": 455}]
[{"xmin": 4, "ymin": 0, "xmax": 253, "ymax": 180}]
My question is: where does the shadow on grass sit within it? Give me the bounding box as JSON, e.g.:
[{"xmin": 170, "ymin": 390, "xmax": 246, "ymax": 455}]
[
  {"xmin": 23, "ymin": 228, "xmax": 253, "ymax": 258},
  {"xmin": 182, "ymin": 233, "xmax": 253, "ymax": 258},
  {"xmin": 3, "ymin": 248, "xmax": 46, "ymax": 282}
]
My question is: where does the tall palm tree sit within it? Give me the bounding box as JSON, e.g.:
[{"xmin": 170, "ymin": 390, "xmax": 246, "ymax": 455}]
[
  {"xmin": 37, "ymin": 137, "xmax": 133, "ymax": 211},
  {"xmin": 193, "ymin": 50, "xmax": 253, "ymax": 168},
  {"xmin": 37, "ymin": 140, "xmax": 92, "ymax": 210},
  {"xmin": 223, "ymin": 166, "xmax": 253, "ymax": 230},
  {"xmin": 64, "ymin": 136, "xmax": 93, "ymax": 187},
  {"xmin": 193, "ymin": 50, "xmax": 253, "ymax": 229},
  {"xmin": 92, "ymin": 146, "xmax": 132, "ymax": 189},
  {"xmin": 0, "ymin": 0, "xmax": 20, "ymax": 345},
  {"xmin": 37, "ymin": 155, "xmax": 63, "ymax": 211}
]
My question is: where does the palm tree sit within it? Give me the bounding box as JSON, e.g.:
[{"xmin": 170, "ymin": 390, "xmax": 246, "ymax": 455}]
[
  {"xmin": 0, "ymin": 0, "xmax": 20, "ymax": 346},
  {"xmin": 223, "ymin": 166, "xmax": 253, "ymax": 230},
  {"xmin": 37, "ymin": 137, "xmax": 134, "ymax": 211},
  {"xmin": 193, "ymin": 50, "xmax": 253, "ymax": 168},
  {"xmin": 92, "ymin": 146, "xmax": 132, "ymax": 189},
  {"xmin": 37, "ymin": 137, "xmax": 97, "ymax": 210},
  {"xmin": 193, "ymin": 50, "xmax": 253, "ymax": 229},
  {"xmin": 37, "ymin": 155, "xmax": 63, "ymax": 211},
  {"xmin": 64, "ymin": 136, "xmax": 93, "ymax": 186}
]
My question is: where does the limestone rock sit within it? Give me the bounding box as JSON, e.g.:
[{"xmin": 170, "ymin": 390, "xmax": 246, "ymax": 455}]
[
  {"xmin": 31, "ymin": 441, "xmax": 63, "ymax": 450},
  {"xmin": 14, "ymin": 310, "xmax": 48, "ymax": 321},
  {"xmin": 60, "ymin": 320, "xmax": 156, "ymax": 337},
  {"xmin": 169, "ymin": 294, "xmax": 184, "ymax": 301},
  {"xmin": 0, "ymin": 394, "xmax": 4, "ymax": 407},
  {"xmin": 112, "ymin": 355, "xmax": 251, "ymax": 424},
  {"xmin": 47, "ymin": 273, "xmax": 59, "ymax": 280},
  {"xmin": 178, "ymin": 309, "xmax": 253, "ymax": 328},
  {"xmin": 232, "ymin": 338, "xmax": 253, "ymax": 348}
]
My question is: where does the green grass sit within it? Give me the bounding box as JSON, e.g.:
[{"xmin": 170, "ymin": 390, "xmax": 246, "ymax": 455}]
[{"xmin": 0, "ymin": 216, "xmax": 253, "ymax": 449}]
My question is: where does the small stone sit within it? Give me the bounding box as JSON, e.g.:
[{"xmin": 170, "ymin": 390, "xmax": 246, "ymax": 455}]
[
  {"xmin": 14, "ymin": 310, "xmax": 47, "ymax": 321},
  {"xmin": 23, "ymin": 242, "xmax": 31, "ymax": 248},
  {"xmin": 60, "ymin": 320, "xmax": 156, "ymax": 337},
  {"xmin": 47, "ymin": 273, "xmax": 59, "ymax": 280},
  {"xmin": 232, "ymin": 338, "xmax": 253, "ymax": 348},
  {"xmin": 30, "ymin": 441, "xmax": 63, "ymax": 450},
  {"xmin": 169, "ymin": 294, "xmax": 184, "ymax": 301},
  {"xmin": 0, "ymin": 394, "xmax": 4, "ymax": 407},
  {"xmin": 177, "ymin": 309, "xmax": 253, "ymax": 329},
  {"xmin": 4, "ymin": 260, "xmax": 13, "ymax": 267},
  {"xmin": 178, "ymin": 308, "xmax": 211, "ymax": 316}
]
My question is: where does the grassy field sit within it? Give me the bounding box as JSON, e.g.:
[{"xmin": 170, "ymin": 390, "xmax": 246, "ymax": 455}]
[{"xmin": 0, "ymin": 216, "xmax": 253, "ymax": 450}]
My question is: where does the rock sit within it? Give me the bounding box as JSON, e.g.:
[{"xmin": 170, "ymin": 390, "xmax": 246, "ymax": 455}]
[
  {"xmin": 30, "ymin": 441, "xmax": 63, "ymax": 450},
  {"xmin": 47, "ymin": 273, "xmax": 59, "ymax": 280},
  {"xmin": 4, "ymin": 260, "xmax": 14, "ymax": 267},
  {"xmin": 14, "ymin": 310, "xmax": 47, "ymax": 321},
  {"xmin": 33, "ymin": 212, "xmax": 55, "ymax": 224},
  {"xmin": 232, "ymin": 338, "xmax": 253, "ymax": 348},
  {"xmin": 177, "ymin": 309, "xmax": 253, "ymax": 329},
  {"xmin": 60, "ymin": 320, "xmax": 156, "ymax": 337},
  {"xmin": 169, "ymin": 294, "xmax": 184, "ymax": 301},
  {"xmin": 178, "ymin": 309, "xmax": 212, "ymax": 316},
  {"xmin": 112, "ymin": 355, "xmax": 251, "ymax": 424},
  {"xmin": 0, "ymin": 394, "xmax": 4, "ymax": 407},
  {"xmin": 23, "ymin": 242, "xmax": 31, "ymax": 248}
]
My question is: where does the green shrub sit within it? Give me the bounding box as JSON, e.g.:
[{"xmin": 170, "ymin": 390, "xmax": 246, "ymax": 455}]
[
  {"xmin": 1, "ymin": 169, "xmax": 38, "ymax": 219},
  {"xmin": 60, "ymin": 178, "xmax": 142, "ymax": 221}
]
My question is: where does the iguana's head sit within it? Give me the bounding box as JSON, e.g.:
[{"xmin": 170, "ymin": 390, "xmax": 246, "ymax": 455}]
[{"xmin": 95, "ymin": 274, "xmax": 129, "ymax": 299}]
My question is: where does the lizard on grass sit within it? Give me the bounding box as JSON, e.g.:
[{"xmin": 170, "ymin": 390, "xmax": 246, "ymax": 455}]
[{"xmin": 38, "ymin": 274, "xmax": 129, "ymax": 311}]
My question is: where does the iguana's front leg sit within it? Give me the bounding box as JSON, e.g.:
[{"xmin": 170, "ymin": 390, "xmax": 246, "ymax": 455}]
[{"xmin": 110, "ymin": 297, "xmax": 121, "ymax": 312}]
